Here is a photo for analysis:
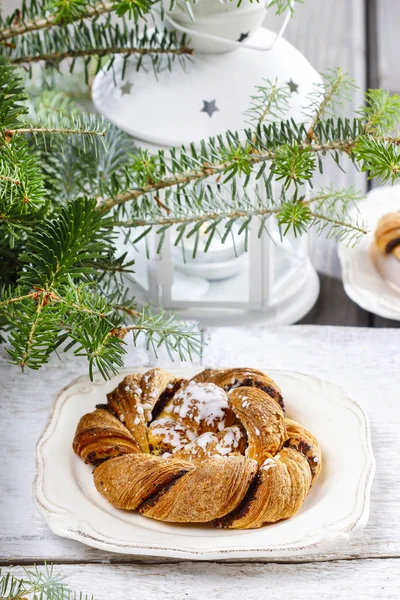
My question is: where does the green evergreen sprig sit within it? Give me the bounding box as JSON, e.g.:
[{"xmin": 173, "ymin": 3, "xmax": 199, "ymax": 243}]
[
  {"xmin": 0, "ymin": 564, "xmax": 87, "ymax": 600},
  {"xmin": 1, "ymin": 197, "xmax": 201, "ymax": 377},
  {"xmin": 117, "ymin": 182, "xmax": 367, "ymax": 252},
  {"xmin": 236, "ymin": 0, "xmax": 302, "ymax": 13},
  {"xmin": 6, "ymin": 21, "xmax": 193, "ymax": 80},
  {"xmin": 96, "ymin": 72, "xmax": 400, "ymax": 214},
  {"xmin": 0, "ymin": 0, "xmax": 155, "ymax": 41},
  {"xmin": 245, "ymin": 78, "xmax": 291, "ymax": 127},
  {"xmin": 265, "ymin": 0, "xmax": 303, "ymax": 15}
]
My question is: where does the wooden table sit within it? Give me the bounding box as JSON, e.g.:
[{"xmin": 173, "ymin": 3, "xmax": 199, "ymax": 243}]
[{"xmin": 1, "ymin": 325, "xmax": 400, "ymax": 598}]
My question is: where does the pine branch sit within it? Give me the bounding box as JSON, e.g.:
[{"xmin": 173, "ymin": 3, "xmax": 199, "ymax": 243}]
[
  {"xmin": 18, "ymin": 197, "xmax": 115, "ymax": 288},
  {"xmin": 38, "ymin": 119, "xmax": 135, "ymax": 201},
  {"xmin": 0, "ymin": 58, "xmax": 28, "ymax": 129},
  {"xmin": 359, "ymin": 88, "xmax": 400, "ymax": 134},
  {"xmin": 246, "ymin": 78, "xmax": 291, "ymax": 130},
  {"xmin": 6, "ymin": 21, "xmax": 193, "ymax": 79},
  {"xmin": 0, "ymin": 173, "xmax": 21, "ymax": 185},
  {"xmin": 97, "ymin": 120, "xmax": 362, "ymax": 212},
  {"xmin": 0, "ymin": 564, "xmax": 89, "ymax": 600},
  {"xmin": 11, "ymin": 42, "xmax": 192, "ymax": 64},
  {"xmin": 353, "ymin": 134, "xmax": 400, "ymax": 183},
  {"xmin": 99, "ymin": 108, "xmax": 400, "ymax": 213},
  {"xmin": 0, "ymin": 197, "xmax": 202, "ymax": 377},
  {"xmin": 116, "ymin": 183, "xmax": 367, "ymax": 253},
  {"xmin": 8, "ymin": 125, "xmax": 106, "ymax": 136},
  {"xmin": 265, "ymin": 0, "xmax": 302, "ymax": 15},
  {"xmin": 5, "ymin": 291, "xmax": 63, "ymax": 368},
  {"xmin": 304, "ymin": 68, "xmax": 357, "ymax": 142},
  {"xmin": 0, "ymin": 137, "xmax": 46, "ymax": 232},
  {"xmin": 18, "ymin": 93, "xmax": 107, "ymax": 145},
  {"xmin": 0, "ymin": 0, "xmax": 113, "ymax": 42},
  {"xmin": 0, "ymin": 0, "xmax": 156, "ymax": 42},
  {"xmin": 128, "ymin": 308, "xmax": 202, "ymax": 362}
]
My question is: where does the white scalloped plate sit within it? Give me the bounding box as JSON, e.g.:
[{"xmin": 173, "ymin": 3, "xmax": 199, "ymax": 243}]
[
  {"xmin": 34, "ymin": 368, "xmax": 374, "ymax": 560},
  {"xmin": 338, "ymin": 185, "xmax": 400, "ymax": 320}
]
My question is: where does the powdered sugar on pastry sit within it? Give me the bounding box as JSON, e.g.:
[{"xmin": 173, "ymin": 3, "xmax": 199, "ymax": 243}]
[
  {"xmin": 165, "ymin": 381, "xmax": 230, "ymax": 430},
  {"xmin": 174, "ymin": 426, "xmax": 244, "ymax": 462},
  {"xmin": 148, "ymin": 417, "xmax": 196, "ymax": 452},
  {"xmin": 261, "ymin": 457, "xmax": 277, "ymax": 471}
]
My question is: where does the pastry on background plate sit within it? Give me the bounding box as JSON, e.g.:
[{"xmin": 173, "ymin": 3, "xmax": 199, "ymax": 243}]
[
  {"xmin": 73, "ymin": 367, "xmax": 321, "ymax": 530},
  {"xmin": 371, "ymin": 212, "xmax": 400, "ymax": 291}
]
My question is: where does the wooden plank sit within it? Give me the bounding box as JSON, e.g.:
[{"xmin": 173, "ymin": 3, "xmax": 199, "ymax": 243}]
[
  {"xmin": 299, "ymin": 274, "xmax": 370, "ymax": 326},
  {"xmin": 1, "ymin": 325, "xmax": 400, "ymax": 563},
  {"xmin": 6, "ymin": 560, "xmax": 400, "ymax": 600},
  {"xmin": 267, "ymin": 0, "xmax": 368, "ymax": 279}
]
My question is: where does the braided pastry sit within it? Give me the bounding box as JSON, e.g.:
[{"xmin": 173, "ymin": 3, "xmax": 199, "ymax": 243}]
[
  {"xmin": 374, "ymin": 212, "xmax": 400, "ymax": 259},
  {"xmin": 73, "ymin": 367, "xmax": 321, "ymax": 529}
]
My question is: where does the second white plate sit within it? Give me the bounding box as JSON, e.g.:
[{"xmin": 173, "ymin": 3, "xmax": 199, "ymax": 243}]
[
  {"xmin": 338, "ymin": 185, "xmax": 400, "ymax": 320},
  {"xmin": 35, "ymin": 367, "xmax": 374, "ymax": 560}
]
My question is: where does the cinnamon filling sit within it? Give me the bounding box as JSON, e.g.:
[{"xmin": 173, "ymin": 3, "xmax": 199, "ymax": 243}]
[
  {"xmin": 212, "ymin": 472, "xmax": 262, "ymax": 528},
  {"xmin": 137, "ymin": 469, "xmax": 189, "ymax": 512},
  {"xmin": 223, "ymin": 378, "xmax": 285, "ymax": 412},
  {"xmin": 284, "ymin": 439, "xmax": 316, "ymax": 478},
  {"xmin": 151, "ymin": 379, "xmax": 187, "ymax": 421},
  {"xmin": 385, "ymin": 237, "xmax": 400, "ymax": 253}
]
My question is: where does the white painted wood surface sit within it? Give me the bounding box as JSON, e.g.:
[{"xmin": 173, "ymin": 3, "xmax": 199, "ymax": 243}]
[
  {"xmin": 1, "ymin": 326, "xmax": 400, "ymax": 569},
  {"xmin": 7, "ymin": 560, "xmax": 400, "ymax": 600}
]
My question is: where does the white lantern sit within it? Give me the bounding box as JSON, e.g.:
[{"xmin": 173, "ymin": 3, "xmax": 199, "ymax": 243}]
[{"xmin": 92, "ymin": 5, "xmax": 321, "ymax": 326}]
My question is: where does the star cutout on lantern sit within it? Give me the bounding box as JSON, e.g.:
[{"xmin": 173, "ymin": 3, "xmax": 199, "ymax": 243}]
[
  {"xmin": 237, "ymin": 32, "xmax": 250, "ymax": 42},
  {"xmin": 287, "ymin": 79, "xmax": 299, "ymax": 94},
  {"xmin": 120, "ymin": 81, "xmax": 133, "ymax": 96},
  {"xmin": 201, "ymin": 99, "xmax": 219, "ymax": 118}
]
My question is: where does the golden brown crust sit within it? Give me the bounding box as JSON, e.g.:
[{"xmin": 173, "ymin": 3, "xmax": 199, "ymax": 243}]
[
  {"xmin": 72, "ymin": 409, "xmax": 140, "ymax": 464},
  {"xmin": 106, "ymin": 374, "xmax": 150, "ymax": 453},
  {"xmin": 214, "ymin": 448, "xmax": 311, "ymax": 529},
  {"xmin": 192, "ymin": 367, "xmax": 285, "ymax": 411},
  {"xmin": 139, "ymin": 455, "xmax": 258, "ymax": 522},
  {"xmin": 374, "ymin": 212, "xmax": 400, "ymax": 258},
  {"xmin": 73, "ymin": 367, "xmax": 321, "ymax": 529},
  {"xmin": 94, "ymin": 453, "xmax": 193, "ymax": 510},
  {"xmin": 228, "ymin": 387, "xmax": 287, "ymax": 464},
  {"xmin": 284, "ymin": 418, "xmax": 322, "ymax": 483}
]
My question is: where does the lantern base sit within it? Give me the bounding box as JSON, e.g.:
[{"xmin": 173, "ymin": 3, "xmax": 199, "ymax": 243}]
[{"xmin": 159, "ymin": 260, "xmax": 319, "ymax": 327}]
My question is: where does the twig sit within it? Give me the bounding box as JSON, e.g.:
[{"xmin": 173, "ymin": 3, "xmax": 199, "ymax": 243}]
[
  {"xmin": 20, "ymin": 293, "xmax": 45, "ymax": 368},
  {"xmin": 7, "ymin": 126, "xmax": 106, "ymax": 136},
  {"xmin": 98, "ymin": 141, "xmax": 357, "ymax": 212},
  {"xmin": 0, "ymin": 0, "xmax": 113, "ymax": 42},
  {"xmin": 11, "ymin": 45, "xmax": 193, "ymax": 66}
]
